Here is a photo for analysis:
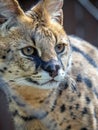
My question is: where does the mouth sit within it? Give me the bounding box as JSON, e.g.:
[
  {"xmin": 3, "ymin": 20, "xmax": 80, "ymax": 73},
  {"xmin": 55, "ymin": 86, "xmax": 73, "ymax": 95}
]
[
  {"xmin": 42, "ymin": 79, "xmax": 58, "ymax": 85},
  {"xmin": 26, "ymin": 78, "xmax": 58, "ymax": 86}
]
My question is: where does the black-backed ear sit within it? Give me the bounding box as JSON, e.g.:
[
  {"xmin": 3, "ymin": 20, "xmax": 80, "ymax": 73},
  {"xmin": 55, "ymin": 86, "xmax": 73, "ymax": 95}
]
[
  {"xmin": 26, "ymin": 0, "xmax": 64, "ymax": 25},
  {"xmin": 0, "ymin": 0, "xmax": 24, "ymax": 26}
]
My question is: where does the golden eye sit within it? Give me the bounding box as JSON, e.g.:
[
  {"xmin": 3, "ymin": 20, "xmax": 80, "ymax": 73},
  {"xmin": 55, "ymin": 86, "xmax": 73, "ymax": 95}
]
[
  {"xmin": 55, "ymin": 44, "xmax": 65, "ymax": 54},
  {"xmin": 21, "ymin": 46, "xmax": 35, "ymax": 56}
]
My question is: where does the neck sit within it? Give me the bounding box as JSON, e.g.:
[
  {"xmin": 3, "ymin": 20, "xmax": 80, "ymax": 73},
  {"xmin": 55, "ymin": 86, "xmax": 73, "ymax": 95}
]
[{"xmin": 9, "ymin": 83, "xmax": 53, "ymax": 109}]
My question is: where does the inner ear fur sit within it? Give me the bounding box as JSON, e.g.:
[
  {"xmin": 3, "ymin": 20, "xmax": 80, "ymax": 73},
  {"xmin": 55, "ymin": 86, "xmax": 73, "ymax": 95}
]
[
  {"xmin": 0, "ymin": 0, "xmax": 24, "ymax": 25},
  {"xmin": 26, "ymin": 0, "xmax": 64, "ymax": 25},
  {"xmin": 43, "ymin": 0, "xmax": 64, "ymax": 25}
]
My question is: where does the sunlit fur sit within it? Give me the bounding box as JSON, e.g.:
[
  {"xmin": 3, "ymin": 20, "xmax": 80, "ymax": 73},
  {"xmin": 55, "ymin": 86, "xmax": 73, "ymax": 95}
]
[
  {"xmin": 0, "ymin": 2, "xmax": 71, "ymax": 90},
  {"xmin": 0, "ymin": 0, "xmax": 98, "ymax": 130}
]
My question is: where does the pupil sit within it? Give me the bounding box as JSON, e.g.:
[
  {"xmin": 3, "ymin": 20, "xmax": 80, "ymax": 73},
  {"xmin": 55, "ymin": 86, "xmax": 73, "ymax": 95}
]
[
  {"xmin": 58, "ymin": 45, "xmax": 62, "ymax": 50},
  {"xmin": 27, "ymin": 48, "xmax": 31, "ymax": 52}
]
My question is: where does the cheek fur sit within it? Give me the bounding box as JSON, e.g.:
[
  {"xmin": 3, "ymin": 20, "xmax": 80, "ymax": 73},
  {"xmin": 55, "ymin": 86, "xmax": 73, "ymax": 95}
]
[
  {"xmin": 15, "ymin": 58, "xmax": 36, "ymax": 72},
  {"xmin": 60, "ymin": 47, "xmax": 72, "ymax": 71}
]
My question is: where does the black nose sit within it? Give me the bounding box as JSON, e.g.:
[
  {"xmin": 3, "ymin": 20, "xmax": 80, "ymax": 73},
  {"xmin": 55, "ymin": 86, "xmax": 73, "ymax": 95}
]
[{"xmin": 42, "ymin": 60, "xmax": 60, "ymax": 78}]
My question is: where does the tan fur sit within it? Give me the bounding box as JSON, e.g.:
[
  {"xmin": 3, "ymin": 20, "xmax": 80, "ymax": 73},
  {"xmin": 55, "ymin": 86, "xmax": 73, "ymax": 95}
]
[{"xmin": 0, "ymin": 0, "xmax": 98, "ymax": 130}]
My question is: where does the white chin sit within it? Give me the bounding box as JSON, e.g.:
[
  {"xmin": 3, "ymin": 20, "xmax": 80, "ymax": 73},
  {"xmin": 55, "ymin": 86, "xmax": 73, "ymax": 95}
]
[
  {"xmin": 35, "ymin": 82, "xmax": 60, "ymax": 89},
  {"xmin": 15, "ymin": 79, "xmax": 60, "ymax": 90},
  {"xmin": 14, "ymin": 69, "xmax": 66, "ymax": 89}
]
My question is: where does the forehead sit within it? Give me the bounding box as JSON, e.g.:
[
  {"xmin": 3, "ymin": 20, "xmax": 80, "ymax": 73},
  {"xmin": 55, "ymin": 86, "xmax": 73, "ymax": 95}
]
[
  {"xmin": 16, "ymin": 16, "xmax": 69, "ymax": 47},
  {"xmin": 28, "ymin": 21, "xmax": 68, "ymax": 44}
]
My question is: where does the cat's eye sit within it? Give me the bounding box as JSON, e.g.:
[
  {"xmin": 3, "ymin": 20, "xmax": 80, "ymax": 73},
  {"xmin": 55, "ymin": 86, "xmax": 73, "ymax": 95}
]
[
  {"xmin": 55, "ymin": 44, "xmax": 65, "ymax": 54},
  {"xmin": 21, "ymin": 46, "xmax": 35, "ymax": 56}
]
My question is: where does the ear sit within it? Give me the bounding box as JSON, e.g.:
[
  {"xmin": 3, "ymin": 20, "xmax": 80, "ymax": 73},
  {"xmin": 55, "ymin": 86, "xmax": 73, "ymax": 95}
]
[
  {"xmin": 44, "ymin": 0, "xmax": 64, "ymax": 25},
  {"xmin": 0, "ymin": 0, "xmax": 24, "ymax": 27},
  {"xmin": 26, "ymin": 0, "xmax": 64, "ymax": 25}
]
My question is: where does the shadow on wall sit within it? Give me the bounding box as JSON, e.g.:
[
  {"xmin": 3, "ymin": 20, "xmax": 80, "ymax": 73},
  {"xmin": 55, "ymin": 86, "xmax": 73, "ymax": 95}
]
[
  {"xmin": 63, "ymin": 0, "xmax": 98, "ymax": 47},
  {"xmin": 0, "ymin": 90, "xmax": 14, "ymax": 130}
]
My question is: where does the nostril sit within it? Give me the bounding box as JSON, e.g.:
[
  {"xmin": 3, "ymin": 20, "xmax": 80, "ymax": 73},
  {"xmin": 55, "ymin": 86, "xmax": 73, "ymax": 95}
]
[
  {"xmin": 49, "ymin": 70, "xmax": 58, "ymax": 78},
  {"xmin": 55, "ymin": 65, "xmax": 60, "ymax": 71},
  {"xmin": 41, "ymin": 59, "xmax": 60, "ymax": 78},
  {"xmin": 48, "ymin": 64, "xmax": 60, "ymax": 78}
]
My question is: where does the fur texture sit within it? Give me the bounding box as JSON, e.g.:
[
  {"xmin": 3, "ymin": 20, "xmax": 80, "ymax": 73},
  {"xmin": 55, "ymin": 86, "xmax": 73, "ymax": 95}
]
[{"xmin": 0, "ymin": 0, "xmax": 98, "ymax": 130}]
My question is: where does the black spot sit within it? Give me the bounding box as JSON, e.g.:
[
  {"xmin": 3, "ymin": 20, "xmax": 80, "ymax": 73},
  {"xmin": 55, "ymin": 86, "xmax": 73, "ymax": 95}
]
[
  {"xmin": 70, "ymin": 112, "xmax": 76, "ymax": 120},
  {"xmin": 8, "ymin": 71, "xmax": 12, "ymax": 73},
  {"xmin": 80, "ymin": 128, "xmax": 88, "ymax": 130},
  {"xmin": 76, "ymin": 74, "xmax": 82, "ymax": 82},
  {"xmin": 20, "ymin": 115, "xmax": 36, "ymax": 121},
  {"xmin": 65, "ymin": 82, "xmax": 69, "ymax": 89},
  {"xmin": 82, "ymin": 107, "xmax": 88, "ymax": 115},
  {"xmin": 3, "ymin": 67, "xmax": 7, "ymax": 70},
  {"xmin": 60, "ymin": 104, "xmax": 66, "ymax": 113},
  {"xmin": 69, "ymin": 106, "xmax": 73, "ymax": 110},
  {"xmin": 39, "ymin": 100, "xmax": 44, "ymax": 103},
  {"xmin": 7, "ymin": 49, "xmax": 11, "ymax": 53},
  {"xmin": 0, "ymin": 69, "xmax": 4, "ymax": 73},
  {"xmin": 66, "ymin": 125, "xmax": 71, "ymax": 130},
  {"xmin": 58, "ymin": 82, "xmax": 68, "ymax": 96},
  {"xmin": 9, "ymin": 80, "xmax": 15, "ymax": 82},
  {"xmin": 12, "ymin": 110, "xmax": 18, "ymax": 117},
  {"xmin": 83, "ymin": 77, "xmax": 92, "ymax": 88},
  {"xmin": 75, "ymin": 104, "xmax": 80, "ymax": 110},
  {"xmin": 51, "ymin": 99, "xmax": 57, "ymax": 111},
  {"xmin": 58, "ymin": 89, "xmax": 63, "ymax": 96},
  {"xmin": 72, "ymin": 116, "xmax": 76, "ymax": 120},
  {"xmin": 2, "ymin": 55, "xmax": 6, "ymax": 59},
  {"xmin": 78, "ymin": 92, "xmax": 81, "ymax": 97},
  {"xmin": 85, "ymin": 96, "xmax": 91, "ymax": 104}
]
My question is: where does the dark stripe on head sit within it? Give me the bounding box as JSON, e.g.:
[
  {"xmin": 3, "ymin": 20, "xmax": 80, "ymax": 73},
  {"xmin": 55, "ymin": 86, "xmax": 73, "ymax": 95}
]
[{"xmin": 31, "ymin": 37, "xmax": 36, "ymax": 46}]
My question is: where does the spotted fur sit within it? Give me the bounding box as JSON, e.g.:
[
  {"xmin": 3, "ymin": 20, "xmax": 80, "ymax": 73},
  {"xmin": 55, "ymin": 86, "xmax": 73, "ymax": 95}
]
[{"xmin": 0, "ymin": 0, "xmax": 98, "ymax": 130}]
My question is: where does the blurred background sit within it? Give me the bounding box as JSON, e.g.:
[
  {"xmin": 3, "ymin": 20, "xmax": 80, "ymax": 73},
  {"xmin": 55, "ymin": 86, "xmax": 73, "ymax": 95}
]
[
  {"xmin": 0, "ymin": 0, "xmax": 98, "ymax": 130},
  {"xmin": 18, "ymin": 0, "xmax": 98, "ymax": 47}
]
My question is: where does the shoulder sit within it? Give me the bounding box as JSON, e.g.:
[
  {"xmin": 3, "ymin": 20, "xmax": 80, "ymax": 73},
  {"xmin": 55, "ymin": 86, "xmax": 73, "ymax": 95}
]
[
  {"xmin": 68, "ymin": 35, "xmax": 98, "ymax": 69},
  {"xmin": 68, "ymin": 35, "xmax": 98, "ymax": 59}
]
